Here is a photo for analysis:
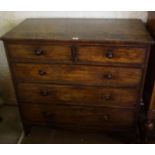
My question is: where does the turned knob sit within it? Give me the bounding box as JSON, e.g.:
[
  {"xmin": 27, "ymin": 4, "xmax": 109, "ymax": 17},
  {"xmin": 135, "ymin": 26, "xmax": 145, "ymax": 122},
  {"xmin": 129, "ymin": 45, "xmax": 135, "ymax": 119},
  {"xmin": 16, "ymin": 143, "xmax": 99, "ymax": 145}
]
[
  {"xmin": 34, "ymin": 49, "xmax": 44, "ymax": 56},
  {"xmin": 103, "ymin": 115, "xmax": 109, "ymax": 121},
  {"xmin": 40, "ymin": 90, "xmax": 49, "ymax": 96},
  {"xmin": 104, "ymin": 73, "xmax": 113, "ymax": 79},
  {"xmin": 38, "ymin": 69, "xmax": 46, "ymax": 76},
  {"xmin": 146, "ymin": 121, "xmax": 154, "ymax": 130},
  {"xmin": 104, "ymin": 94, "xmax": 112, "ymax": 100},
  {"xmin": 43, "ymin": 112, "xmax": 53, "ymax": 118},
  {"xmin": 106, "ymin": 50, "xmax": 113, "ymax": 59}
]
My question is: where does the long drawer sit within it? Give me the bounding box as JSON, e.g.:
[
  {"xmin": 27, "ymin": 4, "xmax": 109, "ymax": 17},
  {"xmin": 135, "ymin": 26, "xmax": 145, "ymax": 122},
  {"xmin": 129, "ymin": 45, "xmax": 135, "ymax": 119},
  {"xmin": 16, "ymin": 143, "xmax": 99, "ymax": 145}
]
[
  {"xmin": 12, "ymin": 63, "xmax": 142, "ymax": 87},
  {"xmin": 17, "ymin": 83, "xmax": 138, "ymax": 108},
  {"xmin": 20, "ymin": 104, "xmax": 136, "ymax": 129}
]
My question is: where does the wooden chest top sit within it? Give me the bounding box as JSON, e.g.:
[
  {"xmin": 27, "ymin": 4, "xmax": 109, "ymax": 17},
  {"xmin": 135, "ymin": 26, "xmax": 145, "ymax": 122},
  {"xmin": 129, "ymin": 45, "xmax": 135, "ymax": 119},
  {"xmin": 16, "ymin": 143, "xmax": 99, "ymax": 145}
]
[{"xmin": 1, "ymin": 18, "xmax": 153, "ymax": 44}]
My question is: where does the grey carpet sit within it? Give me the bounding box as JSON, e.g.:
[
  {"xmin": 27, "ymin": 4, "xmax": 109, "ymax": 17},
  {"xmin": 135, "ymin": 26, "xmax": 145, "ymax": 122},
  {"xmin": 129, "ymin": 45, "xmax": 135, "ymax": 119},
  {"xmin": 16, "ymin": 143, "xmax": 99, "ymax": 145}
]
[{"xmin": 0, "ymin": 105, "xmax": 22, "ymax": 144}]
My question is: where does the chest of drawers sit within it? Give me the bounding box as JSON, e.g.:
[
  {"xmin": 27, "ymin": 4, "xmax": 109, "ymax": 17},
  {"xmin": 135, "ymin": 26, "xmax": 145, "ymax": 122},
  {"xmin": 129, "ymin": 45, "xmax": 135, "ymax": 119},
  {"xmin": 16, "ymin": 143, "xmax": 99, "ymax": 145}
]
[{"xmin": 1, "ymin": 18, "xmax": 153, "ymax": 137}]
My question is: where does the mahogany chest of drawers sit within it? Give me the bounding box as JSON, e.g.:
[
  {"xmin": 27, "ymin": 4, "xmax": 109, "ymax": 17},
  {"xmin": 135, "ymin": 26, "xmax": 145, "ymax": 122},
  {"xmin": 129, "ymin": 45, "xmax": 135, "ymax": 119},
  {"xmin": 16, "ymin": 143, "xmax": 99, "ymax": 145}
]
[{"xmin": 1, "ymin": 18, "xmax": 153, "ymax": 136}]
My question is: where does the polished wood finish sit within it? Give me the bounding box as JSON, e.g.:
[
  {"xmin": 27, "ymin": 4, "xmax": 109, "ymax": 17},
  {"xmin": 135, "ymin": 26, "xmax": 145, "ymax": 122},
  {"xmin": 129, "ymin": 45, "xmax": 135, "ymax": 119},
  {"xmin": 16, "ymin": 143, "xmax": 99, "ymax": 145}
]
[
  {"xmin": 1, "ymin": 19, "xmax": 152, "ymax": 44},
  {"xmin": 7, "ymin": 44, "xmax": 72, "ymax": 62},
  {"xmin": 17, "ymin": 83, "xmax": 138, "ymax": 108},
  {"xmin": 7, "ymin": 43, "xmax": 146, "ymax": 65},
  {"xmin": 20, "ymin": 104, "xmax": 136, "ymax": 130},
  {"xmin": 12, "ymin": 63, "xmax": 142, "ymax": 87},
  {"xmin": 78, "ymin": 46, "xmax": 146, "ymax": 64},
  {"xmin": 1, "ymin": 19, "xmax": 152, "ymax": 139}
]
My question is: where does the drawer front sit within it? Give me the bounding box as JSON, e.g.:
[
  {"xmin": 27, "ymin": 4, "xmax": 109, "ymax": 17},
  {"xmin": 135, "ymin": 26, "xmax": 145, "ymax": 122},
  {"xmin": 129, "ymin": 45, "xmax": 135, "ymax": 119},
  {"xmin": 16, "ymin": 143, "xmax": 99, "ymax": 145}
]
[
  {"xmin": 13, "ymin": 63, "xmax": 142, "ymax": 87},
  {"xmin": 7, "ymin": 44, "xmax": 71, "ymax": 62},
  {"xmin": 17, "ymin": 83, "xmax": 138, "ymax": 108},
  {"xmin": 77, "ymin": 46, "xmax": 146, "ymax": 64},
  {"xmin": 21, "ymin": 104, "xmax": 136, "ymax": 129}
]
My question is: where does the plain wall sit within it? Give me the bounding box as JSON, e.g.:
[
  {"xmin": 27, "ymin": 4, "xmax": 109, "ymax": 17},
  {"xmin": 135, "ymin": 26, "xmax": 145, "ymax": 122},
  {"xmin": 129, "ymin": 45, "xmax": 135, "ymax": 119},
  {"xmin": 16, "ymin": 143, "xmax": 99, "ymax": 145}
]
[{"xmin": 0, "ymin": 11, "xmax": 148, "ymax": 105}]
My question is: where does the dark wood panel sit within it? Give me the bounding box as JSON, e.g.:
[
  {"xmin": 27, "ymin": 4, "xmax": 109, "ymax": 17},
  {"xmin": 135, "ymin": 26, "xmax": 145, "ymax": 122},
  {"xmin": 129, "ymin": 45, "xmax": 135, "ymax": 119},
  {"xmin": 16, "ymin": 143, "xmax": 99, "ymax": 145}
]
[
  {"xmin": 1, "ymin": 19, "xmax": 153, "ymax": 44},
  {"xmin": 17, "ymin": 83, "xmax": 138, "ymax": 108},
  {"xmin": 12, "ymin": 63, "xmax": 142, "ymax": 87},
  {"xmin": 20, "ymin": 104, "xmax": 136, "ymax": 129},
  {"xmin": 78, "ymin": 46, "xmax": 146, "ymax": 64}
]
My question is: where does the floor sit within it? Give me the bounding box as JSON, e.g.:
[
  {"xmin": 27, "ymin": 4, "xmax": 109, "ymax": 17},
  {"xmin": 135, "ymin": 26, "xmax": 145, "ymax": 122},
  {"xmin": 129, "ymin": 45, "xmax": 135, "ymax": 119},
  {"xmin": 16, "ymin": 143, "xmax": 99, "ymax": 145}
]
[
  {"xmin": 22, "ymin": 127, "xmax": 126, "ymax": 144},
  {"xmin": 0, "ymin": 105, "xmax": 154, "ymax": 144},
  {"xmin": 0, "ymin": 105, "xmax": 22, "ymax": 144}
]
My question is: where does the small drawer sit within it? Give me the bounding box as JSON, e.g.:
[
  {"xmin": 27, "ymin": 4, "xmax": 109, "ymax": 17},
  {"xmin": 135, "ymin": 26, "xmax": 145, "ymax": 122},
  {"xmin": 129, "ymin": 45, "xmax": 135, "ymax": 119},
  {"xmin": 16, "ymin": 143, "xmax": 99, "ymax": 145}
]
[
  {"xmin": 17, "ymin": 83, "xmax": 138, "ymax": 108},
  {"xmin": 7, "ymin": 44, "xmax": 72, "ymax": 62},
  {"xmin": 13, "ymin": 63, "xmax": 142, "ymax": 87},
  {"xmin": 77, "ymin": 46, "xmax": 146, "ymax": 64},
  {"xmin": 20, "ymin": 104, "xmax": 136, "ymax": 129}
]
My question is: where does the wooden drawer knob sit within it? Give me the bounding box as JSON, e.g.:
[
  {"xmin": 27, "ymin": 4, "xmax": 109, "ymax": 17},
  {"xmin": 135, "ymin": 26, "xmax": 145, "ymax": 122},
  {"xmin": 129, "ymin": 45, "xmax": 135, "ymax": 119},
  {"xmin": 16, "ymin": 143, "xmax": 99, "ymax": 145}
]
[
  {"xmin": 34, "ymin": 49, "xmax": 44, "ymax": 56},
  {"xmin": 38, "ymin": 69, "xmax": 46, "ymax": 76},
  {"xmin": 106, "ymin": 50, "xmax": 113, "ymax": 59},
  {"xmin": 43, "ymin": 112, "xmax": 53, "ymax": 119},
  {"xmin": 40, "ymin": 90, "xmax": 49, "ymax": 96},
  {"xmin": 145, "ymin": 121, "xmax": 154, "ymax": 131},
  {"xmin": 101, "ymin": 94, "xmax": 112, "ymax": 101},
  {"xmin": 104, "ymin": 73, "xmax": 113, "ymax": 79},
  {"xmin": 103, "ymin": 94, "xmax": 112, "ymax": 100},
  {"xmin": 103, "ymin": 114, "xmax": 109, "ymax": 121}
]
